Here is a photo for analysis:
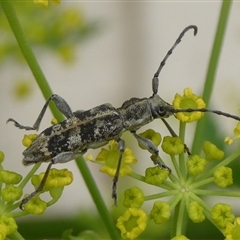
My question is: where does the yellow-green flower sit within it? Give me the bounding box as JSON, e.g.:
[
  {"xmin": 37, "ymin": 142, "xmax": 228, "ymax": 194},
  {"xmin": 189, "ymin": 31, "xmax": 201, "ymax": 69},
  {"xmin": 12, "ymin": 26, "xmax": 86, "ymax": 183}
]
[
  {"xmin": 224, "ymin": 217, "xmax": 240, "ymax": 240},
  {"xmin": 145, "ymin": 166, "xmax": 169, "ymax": 185},
  {"xmin": 123, "ymin": 186, "xmax": 144, "ymax": 208},
  {"xmin": 1, "ymin": 185, "xmax": 23, "ymax": 202},
  {"xmin": 225, "ymin": 122, "xmax": 240, "ymax": 145},
  {"xmin": 92, "ymin": 140, "xmax": 137, "ymax": 177},
  {"xmin": 0, "ymin": 170, "xmax": 22, "ymax": 185},
  {"xmin": 213, "ymin": 166, "xmax": 233, "ymax": 188},
  {"xmin": 150, "ymin": 201, "xmax": 171, "ymax": 224},
  {"xmin": 188, "ymin": 201, "xmax": 205, "ymax": 223},
  {"xmin": 138, "ymin": 129, "xmax": 161, "ymax": 149},
  {"xmin": 173, "ymin": 88, "xmax": 206, "ymax": 123},
  {"xmin": 24, "ymin": 196, "xmax": 47, "ymax": 215},
  {"xmin": 116, "ymin": 208, "xmax": 148, "ymax": 240},
  {"xmin": 187, "ymin": 155, "xmax": 207, "ymax": 175},
  {"xmin": 33, "ymin": 0, "xmax": 60, "ymax": 7},
  {"xmin": 0, "ymin": 215, "xmax": 17, "ymax": 236},
  {"xmin": 211, "ymin": 203, "xmax": 234, "ymax": 229},
  {"xmin": 22, "ymin": 134, "xmax": 38, "ymax": 148},
  {"xmin": 161, "ymin": 136, "xmax": 184, "ymax": 155},
  {"xmin": 31, "ymin": 168, "xmax": 73, "ymax": 191},
  {"xmin": 202, "ymin": 141, "xmax": 224, "ymax": 161}
]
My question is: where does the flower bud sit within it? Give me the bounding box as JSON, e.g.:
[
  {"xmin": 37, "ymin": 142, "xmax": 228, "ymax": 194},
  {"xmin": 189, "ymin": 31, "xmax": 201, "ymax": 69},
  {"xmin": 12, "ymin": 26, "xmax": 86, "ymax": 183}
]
[
  {"xmin": 123, "ymin": 186, "xmax": 144, "ymax": 208},
  {"xmin": 162, "ymin": 136, "xmax": 184, "ymax": 155},
  {"xmin": 145, "ymin": 166, "xmax": 168, "ymax": 185},
  {"xmin": 0, "ymin": 170, "xmax": 22, "ymax": 185},
  {"xmin": 24, "ymin": 196, "xmax": 47, "ymax": 215},
  {"xmin": 214, "ymin": 166, "xmax": 233, "ymax": 188},
  {"xmin": 1, "ymin": 185, "xmax": 22, "ymax": 202},
  {"xmin": 150, "ymin": 201, "xmax": 171, "ymax": 224}
]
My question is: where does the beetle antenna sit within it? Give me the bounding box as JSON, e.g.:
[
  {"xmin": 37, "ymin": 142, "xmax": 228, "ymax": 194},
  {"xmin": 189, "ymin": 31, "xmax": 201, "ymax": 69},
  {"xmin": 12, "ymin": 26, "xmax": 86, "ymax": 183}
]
[
  {"xmin": 152, "ymin": 25, "xmax": 198, "ymax": 95},
  {"xmin": 172, "ymin": 108, "xmax": 240, "ymax": 121}
]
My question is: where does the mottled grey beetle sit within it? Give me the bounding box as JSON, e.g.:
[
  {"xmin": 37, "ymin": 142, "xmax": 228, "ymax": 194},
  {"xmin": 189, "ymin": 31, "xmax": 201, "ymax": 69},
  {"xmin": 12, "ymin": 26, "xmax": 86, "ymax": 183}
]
[{"xmin": 7, "ymin": 25, "xmax": 240, "ymax": 210}]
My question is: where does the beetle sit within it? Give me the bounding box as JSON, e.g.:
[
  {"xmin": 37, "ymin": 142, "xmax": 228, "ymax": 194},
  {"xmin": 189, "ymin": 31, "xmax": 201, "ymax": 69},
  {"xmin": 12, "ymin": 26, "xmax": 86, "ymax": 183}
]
[{"xmin": 7, "ymin": 25, "xmax": 240, "ymax": 210}]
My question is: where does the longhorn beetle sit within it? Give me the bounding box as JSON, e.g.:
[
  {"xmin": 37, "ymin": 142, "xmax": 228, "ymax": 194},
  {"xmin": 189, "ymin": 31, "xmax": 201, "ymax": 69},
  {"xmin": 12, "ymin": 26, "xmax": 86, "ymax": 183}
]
[{"xmin": 7, "ymin": 25, "xmax": 240, "ymax": 210}]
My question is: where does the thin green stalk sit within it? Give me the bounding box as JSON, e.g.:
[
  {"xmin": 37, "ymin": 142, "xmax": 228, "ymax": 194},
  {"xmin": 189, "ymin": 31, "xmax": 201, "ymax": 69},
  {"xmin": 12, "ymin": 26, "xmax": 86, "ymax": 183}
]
[
  {"xmin": 9, "ymin": 230, "xmax": 25, "ymax": 240},
  {"xmin": 19, "ymin": 163, "xmax": 41, "ymax": 189},
  {"xmin": 192, "ymin": 0, "xmax": 232, "ymax": 154},
  {"xmin": 171, "ymin": 198, "xmax": 188, "ymax": 237},
  {"xmin": 1, "ymin": 1, "xmax": 119, "ymax": 238},
  {"xmin": 193, "ymin": 189, "xmax": 240, "ymax": 198},
  {"xmin": 76, "ymin": 158, "xmax": 120, "ymax": 239},
  {"xmin": 171, "ymin": 155, "xmax": 183, "ymax": 181},
  {"xmin": 178, "ymin": 122, "xmax": 187, "ymax": 179},
  {"xmin": 144, "ymin": 189, "xmax": 179, "ymax": 201}
]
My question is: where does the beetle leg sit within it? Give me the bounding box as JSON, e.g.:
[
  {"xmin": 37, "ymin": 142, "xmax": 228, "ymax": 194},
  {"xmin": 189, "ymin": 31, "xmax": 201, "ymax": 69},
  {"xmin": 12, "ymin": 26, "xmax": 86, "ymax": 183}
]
[
  {"xmin": 7, "ymin": 94, "xmax": 73, "ymax": 131},
  {"xmin": 112, "ymin": 138, "xmax": 125, "ymax": 206},
  {"xmin": 20, "ymin": 150, "xmax": 85, "ymax": 210},
  {"xmin": 131, "ymin": 131, "xmax": 171, "ymax": 173}
]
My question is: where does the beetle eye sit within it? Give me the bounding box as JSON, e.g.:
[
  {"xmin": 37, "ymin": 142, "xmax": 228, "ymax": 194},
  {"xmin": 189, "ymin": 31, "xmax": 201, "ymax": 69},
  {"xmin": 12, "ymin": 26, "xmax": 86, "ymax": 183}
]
[{"xmin": 158, "ymin": 106, "xmax": 167, "ymax": 117}]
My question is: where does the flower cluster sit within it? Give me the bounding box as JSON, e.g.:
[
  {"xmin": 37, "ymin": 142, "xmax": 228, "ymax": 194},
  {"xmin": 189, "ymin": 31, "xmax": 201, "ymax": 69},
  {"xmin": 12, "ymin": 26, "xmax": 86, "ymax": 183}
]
[
  {"xmin": 0, "ymin": 135, "xmax": 73, "ymax": 237},
  {"xmin": 87, "ymin": 140, "xmax": 137, "ymax": 178},
  {"xmin": 90, "ymin": 88, "xmax": 240, "ymax": 239}
]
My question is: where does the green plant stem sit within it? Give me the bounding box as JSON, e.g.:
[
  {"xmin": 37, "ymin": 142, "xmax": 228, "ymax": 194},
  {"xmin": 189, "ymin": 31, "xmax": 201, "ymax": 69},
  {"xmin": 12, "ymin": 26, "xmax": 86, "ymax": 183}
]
[
  {"xmin": 171, "ymin": 198, "xmax": 188, "ymax": 237},
  {"xmin": 19, "ymin": 163, "xmax": 41, "ymax": 189},
  {"xmin": 193, "ymin": 189, "xmax": 240, "ymax": 198},
  {"xmin": 144, "ymin": 189, "xmax": 179, "ymax": 201},
  {"xmin": 178, "ymin": 122, "xmax": 187, "ymax": 180},
  {"xmin": 10, "ymin": 231, "xmax": 25, "ymax": 240},
  {"xmin": 76, "ymin": 158, "xmax": 120, "ymax": 240},
  {"xmin": 1, "ymin": 1, "xmax": 120, "ymax": 238},
  {"xmin": 192, "ymin": 0, "xmax": 232, "ymax": 154}
]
